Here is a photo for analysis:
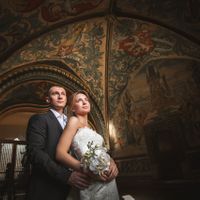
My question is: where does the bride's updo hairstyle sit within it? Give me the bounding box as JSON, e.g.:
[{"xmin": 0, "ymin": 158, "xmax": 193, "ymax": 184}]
[{"xmin": 67, "ymin": 90, "xmax": 90, "ymax": 116}]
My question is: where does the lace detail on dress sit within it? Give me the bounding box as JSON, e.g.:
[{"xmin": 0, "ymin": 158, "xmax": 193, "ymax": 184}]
[{"xmin": 71, "ymin": 127, "xmax": 104, "ymax": 160}]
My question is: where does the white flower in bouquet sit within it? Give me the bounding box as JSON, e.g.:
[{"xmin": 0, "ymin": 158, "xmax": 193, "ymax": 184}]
[{"xmin": 81, "ymin": 141, "xmax": 110, "ymax": 175}]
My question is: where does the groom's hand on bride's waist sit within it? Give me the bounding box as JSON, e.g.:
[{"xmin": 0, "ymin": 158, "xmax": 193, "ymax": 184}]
[{"xmin": 67, "ymin": 171, "xmax": 91, "ymax": 190}]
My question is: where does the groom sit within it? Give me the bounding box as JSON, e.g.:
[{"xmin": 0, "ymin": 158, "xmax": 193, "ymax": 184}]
[
  {"xmin": 26, "ymin": 85, "xmax": 118, "ymax": 200},
  {"xmin": 26, "ymin": 85, "xmax": 90, "ymax": 200}
]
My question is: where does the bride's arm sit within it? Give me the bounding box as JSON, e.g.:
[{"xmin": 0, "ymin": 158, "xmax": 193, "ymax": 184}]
[{"xmin": 56, "ymin": 116, "xmax": 82, "ymax": 172}]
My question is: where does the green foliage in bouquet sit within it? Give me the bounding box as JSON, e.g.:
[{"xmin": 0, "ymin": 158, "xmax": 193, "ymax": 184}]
[{"xmin": 81, "ymin": 141, "xmax": 110, "ymax": 175}]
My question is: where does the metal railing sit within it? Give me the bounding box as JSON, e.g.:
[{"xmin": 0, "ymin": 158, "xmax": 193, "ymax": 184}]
[{"xmin": 0, "ymin": 139, "xmax": 29, "ymax": 200}]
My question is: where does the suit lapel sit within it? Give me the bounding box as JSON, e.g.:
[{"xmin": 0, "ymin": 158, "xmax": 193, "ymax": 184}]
[{"xmin": 48, "ymin": 110, "xmax": 63, "ymax": 132}]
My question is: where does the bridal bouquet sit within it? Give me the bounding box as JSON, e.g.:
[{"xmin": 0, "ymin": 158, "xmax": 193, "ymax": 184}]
[{"xmin": 81, "ymin": 141, "xmax": 111, "ymax": 175}]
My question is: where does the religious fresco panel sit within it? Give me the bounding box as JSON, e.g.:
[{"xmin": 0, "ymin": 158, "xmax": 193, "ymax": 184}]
[{"xmin": 108, "ymin": 17, "xmax": 200, "ymax": 158}]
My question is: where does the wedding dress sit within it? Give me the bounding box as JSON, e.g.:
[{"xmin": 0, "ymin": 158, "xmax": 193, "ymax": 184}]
[{"xmin": 67, "ymin": 127, "xmax": 119, "ymax": 200}]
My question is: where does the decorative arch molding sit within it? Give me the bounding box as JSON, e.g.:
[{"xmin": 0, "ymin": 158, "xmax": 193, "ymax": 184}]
[{"xmin": 0, "ymin": 60, "xmax": 105, "ymax": 136}]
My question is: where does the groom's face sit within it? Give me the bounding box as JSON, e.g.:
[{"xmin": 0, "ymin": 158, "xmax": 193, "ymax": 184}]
[{"xmin": 47, "ymin": 86, "xmax": 67, "ymax": 111}]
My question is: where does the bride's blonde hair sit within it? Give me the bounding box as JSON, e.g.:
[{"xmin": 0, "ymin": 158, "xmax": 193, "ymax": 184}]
[{"xmin": 67, "ymin": 90, "xmax": 90, "ymax": 116}]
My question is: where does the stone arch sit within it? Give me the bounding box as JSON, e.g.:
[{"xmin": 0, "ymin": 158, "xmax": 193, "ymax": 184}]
[{"xmin": 0, "ymin": 60, "xmax": 105, "ymax": 138}]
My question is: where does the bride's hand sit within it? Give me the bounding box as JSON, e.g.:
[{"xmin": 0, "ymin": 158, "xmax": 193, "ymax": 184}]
[{"xmin": 103, "ymin": 159, "xmax": 119, "ymax": 181}]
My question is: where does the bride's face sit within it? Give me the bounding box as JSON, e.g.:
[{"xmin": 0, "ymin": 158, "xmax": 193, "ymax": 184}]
[{"xmin": 73, "ymin": 93, "xmax": 91, "ymax": 115}]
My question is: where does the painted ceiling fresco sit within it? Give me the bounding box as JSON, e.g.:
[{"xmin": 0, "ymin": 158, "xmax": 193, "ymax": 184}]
[
  {"xmin": 0, "ymin": 0, "xmax": 108, "ymax": 61},
  {"xmin": 1, "ymin": 19, "xmax": 106, "ymax": 107},
  {"xmin": 116, "ymin": 0, "xmax": 200, "ymax": 42},
  {"xmin": 0, "ymin": 0, "xmax": 199, "ymax": 63}
]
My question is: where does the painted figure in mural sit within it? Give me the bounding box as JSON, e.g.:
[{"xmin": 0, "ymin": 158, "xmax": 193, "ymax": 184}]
[
  {"xmin": 56, "ymin": 90, "xmax": 119, "ymax": 200},
  {"xmin": 26, "ymin": 86, "xmax": 90, "ymax": 200},
  {"xmin": 128, "ymin": 107, "xmax": 146, "ymax": 146},
  {"xmin": 41, "ymin": 0, "xmax": 103, "ymax": 22}
]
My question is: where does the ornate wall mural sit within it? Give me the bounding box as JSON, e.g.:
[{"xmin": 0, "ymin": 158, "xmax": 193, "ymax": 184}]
[
  {"xmin": 0, "ymin": 0, "xmax": 108, "ymax": 61},
  {"xmin": 115, "ymin": 0, "xmax": 200, "ymax": 42},
  {"xmin": 0, "ymin": 18, "xmax": 106, "ymax": 111},
  {"xmin": 0, "ymin": 81, "xmax": 52, "ymax": 111},
  {"xmin": 108, "ymin": 17, "xmax": 200, "ymax": 158}
]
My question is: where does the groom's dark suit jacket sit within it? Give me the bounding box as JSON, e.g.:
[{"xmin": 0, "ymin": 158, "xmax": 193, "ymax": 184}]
[{"xmin": 26, "ymin": 110, "xmax": 71, "ymax": 200}]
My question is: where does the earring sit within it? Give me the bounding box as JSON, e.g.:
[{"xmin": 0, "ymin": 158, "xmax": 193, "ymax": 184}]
[{"xmin": 64, "ymin": 106, "xmax": 67, "ymax": 115}]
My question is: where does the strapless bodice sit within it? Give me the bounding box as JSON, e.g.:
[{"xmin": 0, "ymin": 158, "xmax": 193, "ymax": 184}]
[{"xmin": 71, "ymin": 127, "xmax": 104, "ymax": 160}]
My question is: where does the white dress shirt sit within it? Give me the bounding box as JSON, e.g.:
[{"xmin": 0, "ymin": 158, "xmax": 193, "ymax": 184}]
[{"xmin": 50, "ymin": 109, "xmax": 67, "ymax": 129}]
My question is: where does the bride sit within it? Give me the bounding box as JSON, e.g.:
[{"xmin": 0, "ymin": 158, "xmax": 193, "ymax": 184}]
[{"xmin": 56, "ymin": 90, "xmax": 119, "ymax": 200}]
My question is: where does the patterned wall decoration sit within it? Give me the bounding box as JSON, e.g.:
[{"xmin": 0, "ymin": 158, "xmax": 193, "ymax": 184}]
[
  {"xmin": 0, "ymin": 0, "xmax": 108, "ymax": 61},
  {"xmin": 0, "ymin": 18, "xmax": 107, "ymax": 111},
  {"xmin": 108, "ymin": 17, "xmax": 200, "ymax": 159},
  {"xmin": 0, "ymin": 81, "xmax": 52, "ymax": 111},
  {"xmin": 115, "ymin": 0, "xmax": 200, "ymax": 42}
]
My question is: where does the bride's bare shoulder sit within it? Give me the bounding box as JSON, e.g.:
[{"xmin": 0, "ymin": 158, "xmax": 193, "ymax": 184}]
[
  {"xmin": 68, "ymin": 116, "xmax": 81, "ymax": 128},
  {"xmin": 68, "ymin": 116, "xmax": 78, "ymax": 123}
]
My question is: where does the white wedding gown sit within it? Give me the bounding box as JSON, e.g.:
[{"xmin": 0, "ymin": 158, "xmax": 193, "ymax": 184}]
[{"xmin": 66, "ymin": 127, "xmax": 119, "ymax": 200}]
